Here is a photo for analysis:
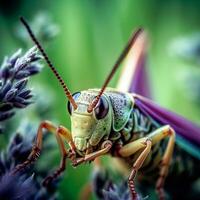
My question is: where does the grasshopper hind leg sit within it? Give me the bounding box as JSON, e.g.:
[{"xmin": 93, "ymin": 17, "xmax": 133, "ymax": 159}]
[
  {"xmin": 128, "ymin": 139, "xmax": 152, "ymax": 200},
  {"xmin": 156, "ymin": 128, "xmax": 175, "ymax": 200},
  {"xmin": 119, "ymin": 125, "xmax": 175, "ymax": 200}
]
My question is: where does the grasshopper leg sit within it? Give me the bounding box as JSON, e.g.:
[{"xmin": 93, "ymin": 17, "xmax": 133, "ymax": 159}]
[
  {"xmin": 42, "ymin": 125, "xmax": 71, "ymax": 186},
  {"xmin": 43, "ymin": 125, "xmax": 76, "ymax": 186},
  {"xmin": 128, "ymin": 139, "xmax": 152, "ymax": 200},
  {"xmin": 13, "ymin": 121, "xmax": 74, "ymax": 186},
  {"xmin": 13, "ymin": 120, "xmax": 56, "ymax": 173},
  {"xmin": 119, "ymin": 125, "xmax": 175, "ymax": 200},
  {"xmin": 155, "ymin": 127, "xmax": 175, "ymax": 200}
]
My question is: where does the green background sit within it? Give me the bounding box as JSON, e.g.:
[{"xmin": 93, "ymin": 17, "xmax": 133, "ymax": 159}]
[{"xmin": 1, "ymin": 0, "xmax": 200, "ymax": 199}]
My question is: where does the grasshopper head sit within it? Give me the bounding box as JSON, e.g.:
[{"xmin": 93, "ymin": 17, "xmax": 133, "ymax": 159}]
[{"xmin": 67, "ymin": 89, "xmax": 112, "ymax": 152}]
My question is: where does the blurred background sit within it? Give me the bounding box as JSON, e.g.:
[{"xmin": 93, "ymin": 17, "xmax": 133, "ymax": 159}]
[{"xmin": 1, "ymin": 0, "xmax": 200, "ymax": 199}]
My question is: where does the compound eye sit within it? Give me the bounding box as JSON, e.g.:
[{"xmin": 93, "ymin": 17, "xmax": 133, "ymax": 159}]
[
  {"xmin": 67, "ymin": 92, "xmax": 80, "ymax": 115},
  {"xmin": 94, "ymin": 96, "xmax": 109, "ymax": 120}
]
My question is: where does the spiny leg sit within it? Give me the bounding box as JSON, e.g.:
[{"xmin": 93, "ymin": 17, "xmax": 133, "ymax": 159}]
[
  {"xmin": 57, "ymin": 125, "xmax": 76, "ymax": 159},
  {"xmin": 119, "ymin": 125, "xmax": 176, "ymax": 200},
  {"xmin": 155, "ymin": 127, "xmax": 175, "ymax": 200},
  {"xmin": 128, "ymin": 139, "xmax": 152, "ymax": 200},
  {"xmin": 42, "ymin": 126, "xmax": 76, "ymax": 186},
  {"xmin": 42, "ymin": 126, "xmax": 69, "ymax": 186},
  {"xmin": 148, "ymin": 126, "xmax": 175, "ymax": 199},
  {"xmin": 13, "ymin": 121, "xmax": 73, "ymax": 186},
  {"xmin": 13, "ymin": 121, "xmax": 56, "ymax": 173}
]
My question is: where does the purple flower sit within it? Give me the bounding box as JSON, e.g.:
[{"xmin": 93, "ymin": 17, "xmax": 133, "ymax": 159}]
[
  {"xmin": 0, "ymin": 47, "xmax": 42, "ymax": 122},
  {"xmin": 92, "ymin": 168, "xmax": 144, "ymax": 200},
  {"xmin": 0, "ymin": 126, "xmax": 59, "ymax": 200},
  {"xmin": 0, "ymin": 173, "xmax": 36, "ymax": 200}
]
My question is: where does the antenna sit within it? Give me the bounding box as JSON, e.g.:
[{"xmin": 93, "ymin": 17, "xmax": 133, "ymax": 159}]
[
  {"xmin": 20, "ymin": 17, "xmax": 77, "ymax": 110},
  {"xmin": 87, "ymin": 28, "xmax": 143, "ymax": 112}
]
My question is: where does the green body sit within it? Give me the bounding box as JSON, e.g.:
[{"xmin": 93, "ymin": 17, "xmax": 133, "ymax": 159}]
[{"xmin": 70, "ymin": 88, "xmax": 200, "ymax": 182}]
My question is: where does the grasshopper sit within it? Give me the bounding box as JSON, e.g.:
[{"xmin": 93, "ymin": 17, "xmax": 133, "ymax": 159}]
[{"xmin": 14, "ymin": 17, "xmax": 200, "ymax": 200}]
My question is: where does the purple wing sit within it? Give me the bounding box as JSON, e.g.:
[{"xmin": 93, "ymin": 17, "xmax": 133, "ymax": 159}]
[
  {"xmin": 130, "ymin": 54, "xmax": 151, "ymax": 98},
  {"xmin": 116, "ymin": 30, "xmax": 200, "ymax": 157},
  {"xmin": 134, "ymin": 94, "xmax": 200, "ymax": 146},
  {"xmin": 117, "ymin": 30, "xmax": 152, "ymax": 99}
]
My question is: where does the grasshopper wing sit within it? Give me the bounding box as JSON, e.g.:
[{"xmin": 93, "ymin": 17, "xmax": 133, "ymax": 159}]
[
  {"xmin": 117, "ymin": 30, "xmax": 151, "ymax": 98},
  {"xmin": 134, "ymin": 94, "xmax": 200, "ymax": 159},
  {"xmin": 116, "ymin": 29, "xmax": 200, "ymax": 158}
]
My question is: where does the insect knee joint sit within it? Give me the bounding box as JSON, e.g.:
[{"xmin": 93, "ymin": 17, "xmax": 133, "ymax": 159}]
[
  {"xmin": 163, "ymin": 125, "xmax": 175, "ymax": 137},
  {"xmin": 40, "ymin": 120, "xmax": 51, "ymax": 128},
  {"xmin": 57, "ymin": 126, "xmax": 68, "ymax": 136},
  {"xmin": 146, "ymin": 138, "xmax": 152, "ymax": 143},
  {"xmin": 57, "ymin": 126, "xmax": 63, "ymax": 132},
  {"xmin": 168, "ymin": 127, "xmax": 175, "ymax": 136}
]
